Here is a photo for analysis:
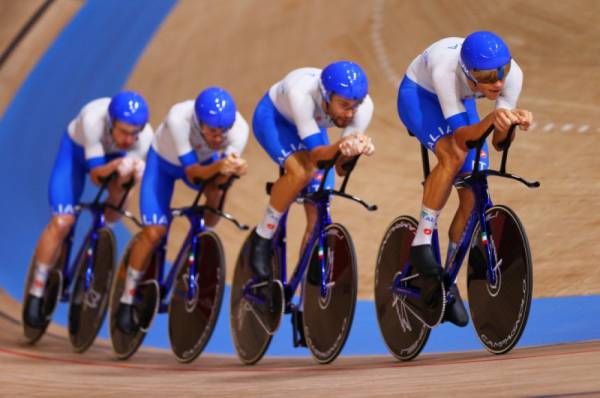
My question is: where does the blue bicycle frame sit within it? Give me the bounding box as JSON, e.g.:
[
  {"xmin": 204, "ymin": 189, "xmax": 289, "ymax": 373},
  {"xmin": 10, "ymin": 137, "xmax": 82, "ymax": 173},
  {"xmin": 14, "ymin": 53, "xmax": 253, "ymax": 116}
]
[
  {"xmin": 394, "ymin": 124, "xmax": 539, "ymax": 296},
  {"xmin": 265, "ymin": 154, "xmax": 377, "ymax": 312},
  {"xmin": 149, "ymin": 176, "xmax": 247, "ymax": 313},
  {"xmin": 59, "ymin": 174, "xmax": 132, "ymax": 302}
]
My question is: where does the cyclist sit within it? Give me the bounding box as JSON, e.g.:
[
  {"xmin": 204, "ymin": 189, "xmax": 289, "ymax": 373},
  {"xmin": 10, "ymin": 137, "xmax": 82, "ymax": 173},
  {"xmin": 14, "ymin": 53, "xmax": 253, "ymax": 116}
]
[
  {"xmin": 24, "ymin": 91, "xmax": 153, "ymax": 328},
  {"xmin": 249, "ymin": 61, "xmax": 375, "ymax": 282},
  {"xmin": 396, "ymin": 31, "xmax": 533, "ymax": 326},
  {"xmin": 116, "ymin": 87, "xmax": 249, "ymax": 334}
]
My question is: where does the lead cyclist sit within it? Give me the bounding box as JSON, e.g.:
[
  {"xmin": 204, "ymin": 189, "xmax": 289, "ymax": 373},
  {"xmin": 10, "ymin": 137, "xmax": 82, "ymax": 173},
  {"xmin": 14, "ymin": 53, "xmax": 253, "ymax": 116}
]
[{"xmin": 396, "ymin": 31, "xmax": 533, "ymax": 326}]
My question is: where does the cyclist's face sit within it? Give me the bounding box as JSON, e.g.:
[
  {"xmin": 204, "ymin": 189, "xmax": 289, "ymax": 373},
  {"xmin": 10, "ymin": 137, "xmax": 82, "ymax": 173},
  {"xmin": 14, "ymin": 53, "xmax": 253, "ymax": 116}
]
[
  {"xmin": 111, "ymin": 121, "xmax": 142, "ymax": 149},
  {"xmin": 201, "ymin": 124, "xmax": 227, "ymax": 150},
  {"xmin": 325, "ymin": 95, "xmax": 361, "ymax": 128},
  {"xmin": 475, "ymin": 79, "xmax": 504, "ymax": 100}
]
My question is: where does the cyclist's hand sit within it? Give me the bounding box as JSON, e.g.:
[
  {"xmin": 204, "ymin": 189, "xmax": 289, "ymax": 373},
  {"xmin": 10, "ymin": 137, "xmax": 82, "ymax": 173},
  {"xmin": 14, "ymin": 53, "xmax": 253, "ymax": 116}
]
[
  {"xmin": 133, "ymin": 158, "xmax": 145, "ymax": 180},
  {"xmin": 357, "ymin": 134, "xmax": 375, "ymax": 156},
  {"xmin": 218, "ymin": 153, "xmax": 239, "ymax": 176},
  {"xmin": 117, "ymin": 157, "xmax": 135, "ymax": 177},
  {"xmin": 492, "ymin": 108, "xmax": 520, "ymax": 132},
  {"xmin": 512, "ymin": 109, "xmax": 533, "ymax": 131},
  {"xmin": 233, "ymin": 156, "xmax": 248, "ymax": 176},
  {"xmin": 339, "ymin": 134, "xmax": 366, "ymax": 157}
]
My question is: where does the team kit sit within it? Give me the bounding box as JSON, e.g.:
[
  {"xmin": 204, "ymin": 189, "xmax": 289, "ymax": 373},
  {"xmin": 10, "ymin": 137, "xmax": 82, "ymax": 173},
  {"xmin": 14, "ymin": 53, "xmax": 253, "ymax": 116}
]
[{"xmin": 21, "ymin": 31, "xmax": 535, "ymax": 363}]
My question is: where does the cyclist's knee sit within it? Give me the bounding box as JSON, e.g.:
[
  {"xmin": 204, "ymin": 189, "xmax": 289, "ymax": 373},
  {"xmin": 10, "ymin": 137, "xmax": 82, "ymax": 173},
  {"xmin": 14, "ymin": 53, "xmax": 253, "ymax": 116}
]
[
  {"xmin": 141, "ymin": 225, "xmax": 166, "ymax": 247},
  {"xmin": 48, "ymin": 215, "xmax": 75, "ymax": 238},
  {"xmin": 285, "ymin": 159, "xmax": 314, "ymax": 187},
  {"xmin": 436, "ymin": 138, "xmax": 465, "ymax": 173}
]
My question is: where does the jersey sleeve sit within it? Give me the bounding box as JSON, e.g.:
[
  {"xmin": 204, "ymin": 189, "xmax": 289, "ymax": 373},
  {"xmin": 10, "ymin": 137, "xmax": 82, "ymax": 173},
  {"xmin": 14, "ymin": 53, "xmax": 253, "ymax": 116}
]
[
  {"xmin": 165, "ymin": 109, "xmax": 197, "ymax": 167},
  {"xmin": 288, "ymin": 89, "xmax": 327, "ymax": 150},
  {"xmin": 341, "ymin": 95, "xmax": 374, "ymax": 137},
  {"xmin": 430, "ymin": 66, "xmax": 470, "ymax": 132},
  {"xmin": 496, "ymin": 60, "xmax": 523, "ymax": 110},
  {"xmin": 81, "ymin": 112, "xmax": 107, "ymax": 170},
  {"xmin": 223, "ymin": 112, "xmax": 249, "ymax": 156}
]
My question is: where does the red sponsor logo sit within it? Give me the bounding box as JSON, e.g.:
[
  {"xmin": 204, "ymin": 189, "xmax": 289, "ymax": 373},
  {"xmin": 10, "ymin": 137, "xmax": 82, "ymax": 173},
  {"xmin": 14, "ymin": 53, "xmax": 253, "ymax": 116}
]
[
  {"xmin": 267, "ymin": 223, "xmax": 275, "ymax": 230},
  {"xmin": 194, "ymin": 144, "xmax": 203, "ymax": 149},
  {"xmin": 480, "ymin": 150, "xmax": 487, "ymax": 159},
  {"xmin": 424, "ymin": 228, "xmax": 432, "ymax": 235},
  {"xmin": 128, "ymin": 288, "xmax": 136, "ymax": 297},
  {"xmin": 316, "ymin": 116, "xmax": 322, "ymax": 122},
  {"xmin": 33, "ymin": 280, "xmax": 44, "ymax": 288}
]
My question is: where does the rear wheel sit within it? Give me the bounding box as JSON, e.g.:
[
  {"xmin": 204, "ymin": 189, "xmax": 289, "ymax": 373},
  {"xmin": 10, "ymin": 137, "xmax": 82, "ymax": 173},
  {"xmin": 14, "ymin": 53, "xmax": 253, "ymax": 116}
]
[
  {"xmin": 22, "ymin": 243, "xmax": 68, "ymax": 344},
  {"xmin": 374, "ymin": 216, "xmax": 432, "ymax": 361},
  {"xmin": 108, "ymin": 233, "xmax": 160, "ymax": 360},
  {"xmin": 468, "ymin": 205, "xmax": 533, "ymax": 355},
  {"xmin": 230, "ymin": 230, "xmax": 284, "ymax": 365},
  {"xmin": 303, "ymin": 223, "xmax": 357, "ymax": 364},
  {"xmin": 68, "ymin": 227, "xmax": 116, "ymax": 353},
  {"xmin": 169, "ymin": 231, "xmax": 226, "ymax": 363}
]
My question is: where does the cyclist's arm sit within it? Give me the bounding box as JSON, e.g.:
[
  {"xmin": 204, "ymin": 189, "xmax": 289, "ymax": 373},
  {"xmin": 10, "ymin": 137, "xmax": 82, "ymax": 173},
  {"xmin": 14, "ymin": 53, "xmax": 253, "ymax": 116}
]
[
  {"xmin": 184, "ymin": 161, "xmax": 222, "ymax": 183},
  {"xmin": 89, "ymin": 158, "xmax": 121, "ymax": 185},
  {"xmin": 223, "ymin": 112, "xmax": 249, "ymax": 157}
]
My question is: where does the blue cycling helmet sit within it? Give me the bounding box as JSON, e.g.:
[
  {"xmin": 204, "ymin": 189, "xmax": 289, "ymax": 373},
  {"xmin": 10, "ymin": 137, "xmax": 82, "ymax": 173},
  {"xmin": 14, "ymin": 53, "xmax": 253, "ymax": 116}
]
[
  {"xmin": 194, "ymin": 87, "xmax": 237, "ymax": 130},
  {"xmin": 461, "ymin": 31, "xmax": 511, "ymax": 71},
  {"xmin": 321, "ymin": 61, "xmax": 368, "ymax": 103},
  {"xmin": 108, "ymin": 91, "xmax": 149, "ymax": 126}
]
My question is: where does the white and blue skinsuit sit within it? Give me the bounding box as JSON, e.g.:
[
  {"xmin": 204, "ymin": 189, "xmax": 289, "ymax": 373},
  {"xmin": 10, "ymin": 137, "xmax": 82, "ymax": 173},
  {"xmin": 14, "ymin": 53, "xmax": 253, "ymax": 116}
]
[
  {"xmin": 49, "ymin": 98, "xmax": 153, "ymax": 215},
  {"xmin": 397, "ymin": 37, "xmax": 524, "ymax": 173},
  {"xmin": 140, "ymin": 100, "xmax": 249, "ymax": 226},
  {"xmin": 253, "ymin": 67, "xmax": 374, "ymax": 192}
]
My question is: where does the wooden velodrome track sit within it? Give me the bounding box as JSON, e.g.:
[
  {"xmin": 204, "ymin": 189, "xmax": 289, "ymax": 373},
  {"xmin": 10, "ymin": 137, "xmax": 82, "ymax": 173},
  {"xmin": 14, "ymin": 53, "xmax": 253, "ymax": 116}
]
[{"xmin": 1, "ymin": 0, "xmax": 599, "ymax": 396}]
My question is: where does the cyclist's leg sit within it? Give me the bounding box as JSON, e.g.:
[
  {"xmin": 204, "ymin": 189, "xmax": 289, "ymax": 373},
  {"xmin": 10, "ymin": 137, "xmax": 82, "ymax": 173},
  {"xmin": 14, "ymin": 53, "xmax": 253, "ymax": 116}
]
[
  {"xmin": 116, "ymin": 149, "xmax": 172, "ymax": 332},
  {"xmin": 397, "ymin": 77, "xmax": 466, "ymax": 276},
  {"xmin": 250, "ymin": 94, "xmax": 317, "ymax": 279},
  {"xmin": 104, "ymin": 154, "xmax": 132, "ymax": 223},
  {"xmin": 201, "ymin": 153, "xmax": 226, "ymax": 229},
  {"xmin": 128, "ymin": 148, "xmax": 172, "ymax": 275},
  {"xmin": 26, "ymin": 133, "xmax": 84, "ymax": 325},
  {"xmin": 298, "ymin": 167, "xmax": 335, "ymax": 256},
  {"xmin": 34, "ymin": 132, "xmax": 85, "ymax": 289},
  {"xmin": 447, "ymin": 98, "xmax": 489, "ymax": 261}
]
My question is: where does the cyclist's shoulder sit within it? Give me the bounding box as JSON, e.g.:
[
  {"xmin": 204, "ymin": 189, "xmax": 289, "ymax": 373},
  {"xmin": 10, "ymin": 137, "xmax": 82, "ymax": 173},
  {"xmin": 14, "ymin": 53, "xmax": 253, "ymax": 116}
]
[
  {"xmin": 164, "ymin": 100, "xmax": 194, "ymax": 128},
  {"xmin": 280, "ymin": 67, "xmax": 321, "ymax": 93},
  {"xmin": 79, "ymin": 97, "xmax": 111, "ymax": 120}
]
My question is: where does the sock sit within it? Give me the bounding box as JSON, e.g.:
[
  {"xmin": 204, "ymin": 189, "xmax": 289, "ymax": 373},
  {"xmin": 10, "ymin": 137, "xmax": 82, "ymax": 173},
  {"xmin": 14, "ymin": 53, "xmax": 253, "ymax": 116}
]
[
  {"xmin": 412, "ymin": 205, "xmax": 440, "ymax": 246},
  {"xmin": 205, "ymin": 226, "xmax": 215, "ymax": 232},
  {"xmin": 445, "ymin": 241, "xmax": 459, "ymax": 267},
  {"xmin": 120, "ymin": 267, "xmax": 144, "ymax": 305},
  {"xmin": 256, "ymin": 205, "xmax": 282, "ymax": 239},
  {"xmin": 29, "ymin": 262, "xmax": 51, "ymax": 298}
]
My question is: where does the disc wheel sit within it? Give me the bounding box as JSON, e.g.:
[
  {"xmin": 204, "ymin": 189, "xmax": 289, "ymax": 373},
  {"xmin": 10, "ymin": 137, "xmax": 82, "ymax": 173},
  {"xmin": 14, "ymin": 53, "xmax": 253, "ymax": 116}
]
[
  {"xmin": 303, "ymin": 223, "xmax": 357, "ymax": 364},
  {"xmin": 468, "ymin": 205, "xmax": 533, "ymax": 355},
  {"xmin": 168, "ymin": 231, "xmax": 225, "ymax": 363},
  {"xmin": 374, "ymin": 216, "xmax": 431, "ymax": 361},
  {"xmin": 68, "ymin": 227, "xmax": 116, "ymax": 353}
]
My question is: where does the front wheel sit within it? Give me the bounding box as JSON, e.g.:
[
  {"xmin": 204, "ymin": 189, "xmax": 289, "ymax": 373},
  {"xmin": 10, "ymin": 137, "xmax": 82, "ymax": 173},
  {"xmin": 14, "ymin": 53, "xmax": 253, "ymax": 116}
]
[
  {"xmin": 169, "ymin": 231, "xmax": 225, "ymax": 363},
  {"xmin": 374, "ymin": 216, "xmax": 430, "ymax": 361},
  {"xmin": 303, "ymin": 223, "xmax": 357, "ymax": 364},
  {"xmin": 468, "ymin": 205, "xmax": 533, "ymax": 355},
  {"xmin": 68, "ymin": 227, "xmax": 116, "ymax": 353}
]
